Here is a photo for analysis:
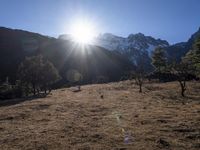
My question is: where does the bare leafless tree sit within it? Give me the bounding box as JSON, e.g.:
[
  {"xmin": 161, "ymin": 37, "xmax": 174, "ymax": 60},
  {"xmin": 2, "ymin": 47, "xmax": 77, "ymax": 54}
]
[{"xmin": 131, "ymin": 57, "xmax": 146, "ymax": 93}]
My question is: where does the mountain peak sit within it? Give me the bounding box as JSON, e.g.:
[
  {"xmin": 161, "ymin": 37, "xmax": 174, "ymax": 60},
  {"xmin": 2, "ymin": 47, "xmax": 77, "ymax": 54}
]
[
  {"xmin": 94, "ymin": 32, "xmax": 169, "ymax": 61},
  {"xmin": 98, "ymin": 33, "xmax": 124, "ymax": 40},
  {"xmin": 134, "ymin": 32, "xmax": 145, "ymax": 37}
]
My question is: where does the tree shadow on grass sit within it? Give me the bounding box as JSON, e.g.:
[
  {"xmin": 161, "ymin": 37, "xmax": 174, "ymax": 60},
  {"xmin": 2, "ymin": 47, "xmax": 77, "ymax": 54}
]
[{"xmin": 0, "ymin": 93, "xmax": 48, "ymax": 107}]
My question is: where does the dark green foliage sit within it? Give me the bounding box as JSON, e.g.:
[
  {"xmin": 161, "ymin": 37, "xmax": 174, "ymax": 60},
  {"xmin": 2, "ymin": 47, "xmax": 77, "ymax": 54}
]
[
  {"xmin": 147, "ymin": 72, "xmax": 177, "ymax": 82},
  {"xmin": 0, "ymin": 78, "xmax": 22, "ymax": 100},
  {"xmin": 170, "ymin": 61, "xmax": 191, "ymax": 97},
  {"xmin": 183, "ymin": 36, "xmax": 200, "ymax": 77},
  {"xmin": 0, "ymin": 27, "xmax": 55, "ymax": 83},
  {"xmin": 165, "ymin": 27, "xmax": 200, "ymax": 62},
  {"xmin": 152, "ymin": 47, "xmax": 167, "ymax": 73},
  {"xmin": 18, "ymin": 55, "xmax": 60, "ymax": 95},
  {"xmin": 40, "ymin": 60, "xmax": 61, "ymax": 93},
  {"xmin": 165, "ymin": 43, "xmax": 188, "ymax": 62}
]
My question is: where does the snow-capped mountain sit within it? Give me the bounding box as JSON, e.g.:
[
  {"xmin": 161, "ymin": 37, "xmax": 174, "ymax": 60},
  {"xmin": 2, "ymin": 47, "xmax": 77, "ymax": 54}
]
[
  {"xmin": 94, "ymin": 33, "xmax": 169, "ymax": 55},
  {"xmin": 59, "ymin": 32, "xmax": 169, "ymax": 71},
  {"xmin": 93, "ymin": 33, "xmax": 169, "ymax": 70}
]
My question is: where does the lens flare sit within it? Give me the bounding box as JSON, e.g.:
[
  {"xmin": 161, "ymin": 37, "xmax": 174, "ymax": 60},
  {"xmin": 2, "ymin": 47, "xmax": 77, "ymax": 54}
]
[{"xmin": 69, "ymin": 20, "xmax": 97, "ymax": 44}]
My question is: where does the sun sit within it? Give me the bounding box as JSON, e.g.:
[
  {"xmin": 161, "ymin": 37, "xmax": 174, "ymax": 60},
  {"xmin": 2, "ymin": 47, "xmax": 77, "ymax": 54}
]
[{"xmin": 70, "ymin": 20, "xmax": 96, "ymax": 44}]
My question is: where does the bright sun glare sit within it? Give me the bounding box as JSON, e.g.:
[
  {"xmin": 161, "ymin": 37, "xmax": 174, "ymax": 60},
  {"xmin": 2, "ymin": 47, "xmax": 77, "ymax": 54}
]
[{"xmin": 70, "ymin": 20, "xmax": 96, "ymax": 44}]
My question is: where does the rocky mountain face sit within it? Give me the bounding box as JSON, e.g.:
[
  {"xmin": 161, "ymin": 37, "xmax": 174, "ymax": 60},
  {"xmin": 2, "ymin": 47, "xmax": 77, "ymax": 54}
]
[
  {"xmin": 94, "ymin": 33, "xmax": 169, "ymax": 54},
  {"xmin": 93, "ymin": 28, "xmax": 200, "ymax": 67},
  {"xmin": 59, "ymin": 32, "xmax": 169, "ymax": 71},
  {"xmin": 92, "ymin": 33, "xmax": 169, "ymax": 71}
]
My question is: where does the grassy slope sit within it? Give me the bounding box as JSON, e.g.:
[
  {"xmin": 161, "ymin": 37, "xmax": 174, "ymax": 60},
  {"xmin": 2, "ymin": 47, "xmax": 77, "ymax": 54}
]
[{"xmin": 0, "ymin": 81, "xmax": 200, "ymax": 150}]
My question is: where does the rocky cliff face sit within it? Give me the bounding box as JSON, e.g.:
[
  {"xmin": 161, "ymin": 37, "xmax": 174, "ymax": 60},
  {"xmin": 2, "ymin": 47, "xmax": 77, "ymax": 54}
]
[
  {"xmin": 93, "ymin": 28, "xmax": 200, "ymax": 67},
  {"xmin": 94, "ymin": 33, "xmax": 169, "ymax": 54},
  {"xmin": 92, "ymin": 33, "xmax": 169, "ymax": 71}
]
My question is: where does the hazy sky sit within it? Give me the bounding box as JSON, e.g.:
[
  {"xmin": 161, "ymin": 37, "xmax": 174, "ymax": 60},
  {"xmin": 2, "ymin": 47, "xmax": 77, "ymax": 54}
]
[{"xmin": 0, "ymin": 0, "xmax": 200, "ymax": 44}]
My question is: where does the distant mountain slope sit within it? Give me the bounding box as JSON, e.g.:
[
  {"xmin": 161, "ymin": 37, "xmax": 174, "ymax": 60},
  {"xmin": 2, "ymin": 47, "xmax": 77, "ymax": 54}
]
[
  {"xmin": 0, "ymin": 27, "xmax": 133, "ymax": 84},
  {"xmin": 95, "ymin": 33, "xmax": 169, "ymax": 71},
  {"xmin": 60, "ymin": 33, "xmax": 169, "ymax": 71},
  {"xmin": 0, "ymin": 27, "xmax": 55, "ymax": 82},
  {"xmin": 93, "ymin": 28, "xmax": 200, "ymax": 65},
  {"xmin": 94, "ymin": 33, "xmax": 169, "ymax": 54},
  {"xmin": 1, "ymin": 26, "xmax": 200, "ymax": 83},
  {"xmin": 40, "ymin": 40, "xmax": 134, "ymax": 84},
  {"xmin": 165, "ymin": 27, "xmax": 200, "ymax": 61}
]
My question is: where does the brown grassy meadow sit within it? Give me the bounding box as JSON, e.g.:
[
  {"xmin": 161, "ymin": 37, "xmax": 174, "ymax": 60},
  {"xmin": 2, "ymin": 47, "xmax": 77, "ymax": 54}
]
[{"xmin": 0, "ymin": 81, "xmax": 200, "ymax": 150}]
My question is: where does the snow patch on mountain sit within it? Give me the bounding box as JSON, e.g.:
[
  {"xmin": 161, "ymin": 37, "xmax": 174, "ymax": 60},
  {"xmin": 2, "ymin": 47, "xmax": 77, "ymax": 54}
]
[
  {"xmin": 58, "ymin": 32, "xmax": 169, "ymax": 69},
  {"xmin": 94, "ymin": 33, "xmax": 169, "ymax": 56}
]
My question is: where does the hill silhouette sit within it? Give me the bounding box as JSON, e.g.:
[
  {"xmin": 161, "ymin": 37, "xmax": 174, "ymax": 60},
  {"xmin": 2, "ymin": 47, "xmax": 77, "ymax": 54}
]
[{"xmin": 0, "ymin": 27, "xmax": 134, "ymax": 85}]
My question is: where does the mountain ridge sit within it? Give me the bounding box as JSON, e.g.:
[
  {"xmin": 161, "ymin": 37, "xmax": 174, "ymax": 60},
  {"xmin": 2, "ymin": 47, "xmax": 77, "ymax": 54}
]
[
  {"xmin": 0, "ymin": 27, "xmax": 133, "ymax": 84},
  {"xmin": 165, "ymin": 27, "xmax": 200, "ymax": 61},
  {"xmin": 59, "ymin": 32, "xmax": 170, "ymax": 54},
  {"xmin": 0, "ymin": 26, "xmax": 200, "ymax": 83}
]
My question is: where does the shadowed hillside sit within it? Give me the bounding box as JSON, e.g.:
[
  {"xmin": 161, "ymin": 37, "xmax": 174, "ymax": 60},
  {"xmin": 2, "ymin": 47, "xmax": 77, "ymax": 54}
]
[
  {"xmin": 0, "ymin": 27, "xmax": 55, "ymax": 82},
  {"xmin": 165, "ymin": 27, "xmax": 200, "ymax": 62},
  {"xmin": 0, "ymin": 27, "xmax": 133, "ymax": 84}
]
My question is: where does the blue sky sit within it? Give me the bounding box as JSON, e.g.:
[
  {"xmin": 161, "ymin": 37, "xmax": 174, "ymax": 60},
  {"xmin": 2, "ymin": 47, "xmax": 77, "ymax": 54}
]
[{"xmin": 0, "ymin": 0, "xmax": 200, "ymax": 44}]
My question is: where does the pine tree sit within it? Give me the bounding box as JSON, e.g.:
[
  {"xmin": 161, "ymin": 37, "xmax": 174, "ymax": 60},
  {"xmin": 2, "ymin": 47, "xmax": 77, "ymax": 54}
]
[
  {"xmin": 152, "ymin": 47, "xmax": 167, "ymax": 73},
  {"xmin": 184, "ymin": 36, "xmax": 200, "ymax": 77}
]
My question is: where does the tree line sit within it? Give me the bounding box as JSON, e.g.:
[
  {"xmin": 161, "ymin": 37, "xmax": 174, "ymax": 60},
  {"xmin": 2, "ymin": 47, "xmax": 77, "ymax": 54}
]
[
  {"xmin": 0, "ymin": 36, "xmax": 199, "ymax": 100},
  {"xmin": 0, "ymin": 55, "xmax": 60, "ymax": 99},
  {"xmin": 132, "ymin": 36, "xmax": 200, "ymax": 97}
]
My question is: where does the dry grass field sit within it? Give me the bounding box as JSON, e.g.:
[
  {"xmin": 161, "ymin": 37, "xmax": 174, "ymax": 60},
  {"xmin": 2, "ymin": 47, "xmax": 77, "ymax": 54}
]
[{"xmin": 0, "ymin": 81, "xmax": 200, "ymax": 150}]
